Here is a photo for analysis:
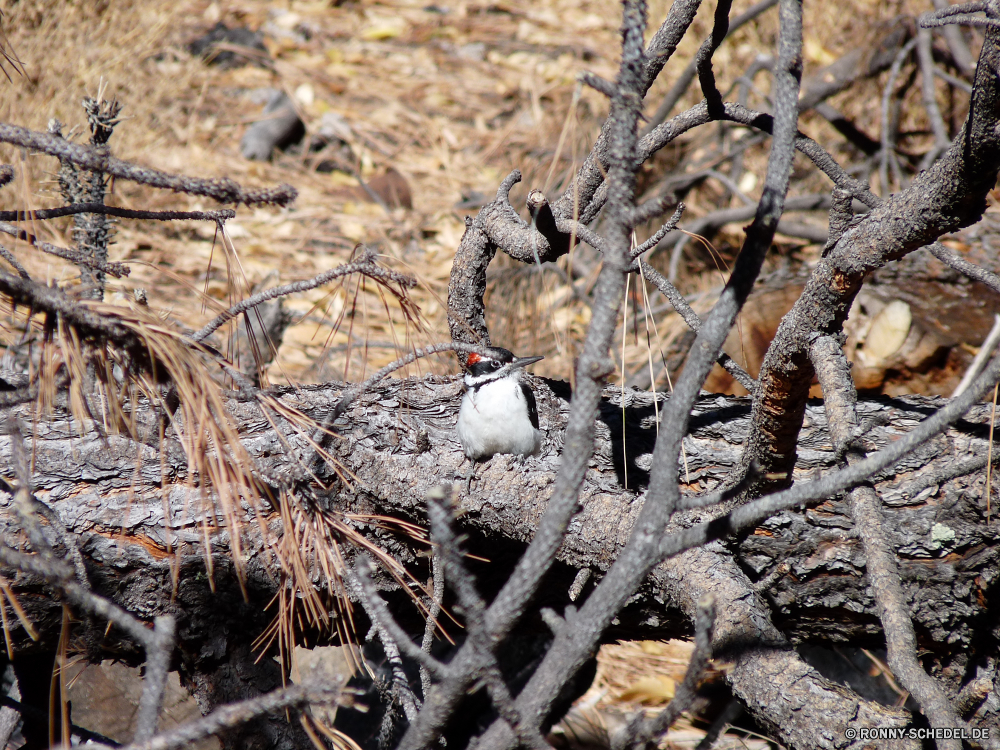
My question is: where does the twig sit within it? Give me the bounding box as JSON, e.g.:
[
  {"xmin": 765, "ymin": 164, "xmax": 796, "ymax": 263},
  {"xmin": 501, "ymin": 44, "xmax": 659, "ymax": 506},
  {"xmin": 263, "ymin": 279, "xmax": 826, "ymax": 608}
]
[
  {"xmin": 919, "ymin": 1, "xmax": 990, "ymax": 24},
  {"xmin": 104, "ymin": 683, "xmax": 343, "ymax": 750},
  {"xmin": 695, "ymin": 0, "xmax": 734, "ymax": 117},
  {"xmin": 351, "ymin": 556, "xmax": 450, "ymax": 679},
  {"xmin": 0, "ymin": 220, "xmax": 130, "ymax": 278},
  {"xmin": 809, "ymin": 334, "xmax": 967, "ymax": 750},
  {"xmin": 952, "ymin": 313, "xmax": 1000, "ymax": 397},
  {"xmin": 917, "ymin": 28, "xmax": 952, "ymax": 170},
  {"xmin": 0, "ymin": 267, "xmax": 140, "ymax": 349},
  {"xmin": 549, "ymin": 0, "xmax": 704, "ymax": 225},
  {"xmin": 640, "ymin": 104, "xmax": 880, "ymax": 212},
  {"xmin": 74, "ymin": 98, "xmax": 122, "ymax": 299},
  {"xmin": 955, "ymin": 677, "xmax": 993, "ymax": 716},
  {"xmin": 694, "ymin": 699, "xmax": 743, "ymax": 750},
  {"xmin": 419, "ymin": 548, "xmax": 445, "ymax": 700},
  {"xmin": 0, "ymin": 122, "xmax": 297, "ymax": 206},
  {"xmin": 614, "ymin": 594, "xmax": 716, "ymax": 750},
  {"xmin": 552, "ymin": 211, "xmax": 757, "ymax": 392},
  {"xmin": 192, "ymin": 250, "xmax": 414, "ymax": 343},
  {"xmin": 928, "ymin": 240, "xmax": 1000, "ymax": 296},
  {"xmin": 922, "ymin": 14, "xmax": 1000, "ymax": 30},
  {"xmin": 579, "ymin": 71, "xmax": 617, "ymax": 98},
  {"xmin": 643, "ymin": 0, "xmax": 779, "ymax": 134},
  {"xmin": 0, "ymin": 242, "xmax": 29, "ymax": 278},
  {"xmin": 879, "ymin": 37, "xmax": 918, "ymax": 196},
  {"xmin": 631, "ymin": 202, "xmax": 685, "ymax": 257},
  {"xmin": 0, "ymin": 204, "xmax": 237, "ymax": 223}
]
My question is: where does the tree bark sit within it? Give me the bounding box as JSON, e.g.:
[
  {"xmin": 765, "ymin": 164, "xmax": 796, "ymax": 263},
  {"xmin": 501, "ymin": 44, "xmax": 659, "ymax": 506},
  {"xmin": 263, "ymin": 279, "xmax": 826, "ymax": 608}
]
[{"xmin": 1, "ymin": 377, "xmax": 997, "ymax": 736}]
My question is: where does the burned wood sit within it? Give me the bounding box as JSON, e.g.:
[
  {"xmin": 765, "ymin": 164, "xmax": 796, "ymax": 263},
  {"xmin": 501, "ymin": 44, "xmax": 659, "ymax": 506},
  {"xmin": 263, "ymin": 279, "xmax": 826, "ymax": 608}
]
[
  {"xmin": 0, "ymin": 378, "xmax": 997, "ymax": 729},
  {"xmin": 743, "ymin": 21, "xmax": 1000, "ymax": 498},
  {"xmin": 810, "ymin": 335, "xmax": 966, "ymax": 750}
]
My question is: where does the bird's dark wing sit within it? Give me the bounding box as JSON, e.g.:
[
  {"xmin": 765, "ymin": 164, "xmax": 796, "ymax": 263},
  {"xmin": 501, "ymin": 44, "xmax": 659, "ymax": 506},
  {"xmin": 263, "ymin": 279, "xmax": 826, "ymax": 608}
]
[{"xmin": 520, "ymin": 382, "xmax": 539, "ymax": 430}]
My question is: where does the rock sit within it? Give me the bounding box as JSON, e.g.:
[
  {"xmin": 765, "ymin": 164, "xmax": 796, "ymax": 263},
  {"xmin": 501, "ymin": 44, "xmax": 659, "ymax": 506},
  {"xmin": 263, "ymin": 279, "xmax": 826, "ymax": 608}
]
[
  {"xmin": 188, "ymin": 22, "xmax": 267, "ymax": 68},
  {"xmin": 240, "ymin": 90, "xmax": 305, "ymax": 161}
]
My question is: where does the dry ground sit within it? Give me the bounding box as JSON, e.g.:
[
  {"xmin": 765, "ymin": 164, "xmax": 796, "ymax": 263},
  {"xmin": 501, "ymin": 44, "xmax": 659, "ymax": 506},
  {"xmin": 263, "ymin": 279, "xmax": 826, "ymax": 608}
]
[
  {"xmin": 0, "ymin": 0, "xmax": 990, "ymax": 746},
  {"xmin": 0, "ymin": 0, "xmax": 955, "ymax": 388}
]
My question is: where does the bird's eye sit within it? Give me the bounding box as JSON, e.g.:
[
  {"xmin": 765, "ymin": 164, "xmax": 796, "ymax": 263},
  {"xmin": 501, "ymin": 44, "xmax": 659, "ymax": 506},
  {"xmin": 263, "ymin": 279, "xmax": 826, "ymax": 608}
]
[{"xmin": 492, "ymin": 361, "xmax": 502, "ymax": 370}]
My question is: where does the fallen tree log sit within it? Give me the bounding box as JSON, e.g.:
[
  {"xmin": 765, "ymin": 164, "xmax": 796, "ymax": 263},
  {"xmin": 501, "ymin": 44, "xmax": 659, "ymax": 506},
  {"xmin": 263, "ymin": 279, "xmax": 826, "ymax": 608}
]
[{"xmin": 1, "ymin": 377, "xmax": 996, "ymax": 698}]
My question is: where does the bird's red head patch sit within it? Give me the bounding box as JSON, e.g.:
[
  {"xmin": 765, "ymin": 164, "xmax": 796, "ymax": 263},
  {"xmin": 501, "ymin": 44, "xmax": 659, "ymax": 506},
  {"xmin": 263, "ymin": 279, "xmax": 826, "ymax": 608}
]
[{"xmin": 465, "ymin": 353, "xmax": 482, "ymax": 367}]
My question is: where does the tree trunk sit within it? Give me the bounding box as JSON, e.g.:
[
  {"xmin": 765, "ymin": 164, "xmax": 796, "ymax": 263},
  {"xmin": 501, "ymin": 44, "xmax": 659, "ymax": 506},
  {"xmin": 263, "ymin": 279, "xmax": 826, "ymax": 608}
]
[{"xmin": 1, "ymin": 378, "xmax": 996, "ymax": 711}]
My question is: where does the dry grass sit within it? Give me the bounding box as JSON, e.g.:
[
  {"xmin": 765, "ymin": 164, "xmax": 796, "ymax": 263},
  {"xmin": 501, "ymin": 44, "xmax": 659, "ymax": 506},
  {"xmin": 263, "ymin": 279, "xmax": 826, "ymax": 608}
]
[
  {"xmin": 0, "ymin": 0, "xmax": 951, "ymax": 392},
  {"xmin": 0, "ymin": 0, "xmax": 983, "ymax": 738}
]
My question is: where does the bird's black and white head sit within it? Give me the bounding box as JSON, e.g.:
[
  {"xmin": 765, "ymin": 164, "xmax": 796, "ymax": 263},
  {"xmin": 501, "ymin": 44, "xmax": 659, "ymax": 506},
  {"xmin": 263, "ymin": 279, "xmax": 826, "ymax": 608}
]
[{"xmin": 463, "ymin": 347, "xmax": 543, "ymax": 389}]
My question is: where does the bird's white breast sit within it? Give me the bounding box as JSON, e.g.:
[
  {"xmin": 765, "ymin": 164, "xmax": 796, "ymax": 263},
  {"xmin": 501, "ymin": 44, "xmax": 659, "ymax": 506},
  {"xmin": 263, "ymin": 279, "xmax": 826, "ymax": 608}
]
[{"xmin": 457, "ymin": 377, "xmax": 541, "ymax": 460}]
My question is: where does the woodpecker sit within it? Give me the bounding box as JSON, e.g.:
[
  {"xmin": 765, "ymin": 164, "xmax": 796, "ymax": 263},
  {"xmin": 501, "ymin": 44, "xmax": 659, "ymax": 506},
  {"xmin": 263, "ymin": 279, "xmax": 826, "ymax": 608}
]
[{"xmin": 457, "ymin": 347, "xmax": 543, "ymax": 461}]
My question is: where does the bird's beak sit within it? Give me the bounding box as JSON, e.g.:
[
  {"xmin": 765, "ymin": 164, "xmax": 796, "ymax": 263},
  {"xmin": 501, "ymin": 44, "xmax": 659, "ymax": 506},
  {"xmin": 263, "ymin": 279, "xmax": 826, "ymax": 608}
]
[{"xmin": 511, "ymin": 355, "xmax": 544, "ymax": 370}]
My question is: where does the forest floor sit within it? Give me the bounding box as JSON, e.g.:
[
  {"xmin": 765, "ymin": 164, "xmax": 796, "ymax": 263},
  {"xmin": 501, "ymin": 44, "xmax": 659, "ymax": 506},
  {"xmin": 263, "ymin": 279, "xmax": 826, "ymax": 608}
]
[{"xmin": 0, "ymin": 0, "xmax": 995, "ymax": 746}]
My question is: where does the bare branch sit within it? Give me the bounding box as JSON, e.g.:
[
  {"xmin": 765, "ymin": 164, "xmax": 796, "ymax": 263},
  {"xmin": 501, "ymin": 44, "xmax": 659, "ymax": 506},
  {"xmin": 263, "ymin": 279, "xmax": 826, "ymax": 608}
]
[
  {"xmin": 0, "ymin": 220, "xmax": 130, "ymax": 278},
  {"xmin": 134, "ymin": 616, "xmax": 177, "ymax": 743},
  {"xmin": 662, "ymin": 338, "xmax": 1000, "ymax": 561},
  {"xmin": 0, "ymin": 267, "xmax": 139, "ymax": 348},
  {"xmin": 0, "ymin": 242, "xmax": 30, "ymax": 279},
  {"xmin": 111, "ymin": 683, "xmax": 343, "ymax": 750},
  {"xmin": 643, "ymin": 0, "xmax": 779, "ymax": 134},
  {"xmin": 920, "ymin": 1, "xmax": 990, "ymax": 24},
  {"xmin": 880, "ymin": 37, "xmax": 919, "ymax": 195},
  {"xmin": 695, "ymin": 0, "xmax": 734, "ymax": 115},
  {"xmin": 742, "ymin": 20, "xmax": 1000, "ymax": 493},
  {"xmin": 352, "ymin": 555, "xmax": 450, "ymax": 679},
  {"xmin": 631, "ymin": 202, "xmax": 685, "ymax": 257},
  {"xmin": 579, "ymin": 71, "xmax": 617, "ymax": 98},
  {"xmin": 0, "ymin": 204, "xmax": 236, "ymax": 223},
  {"xmin": 0, "ymin": 122, "xmax": 297, "ymax": 206},
  {"xmin": 614, "ymin": 594, "xmax": 716, "ymax": 750},
  {"xmin": 922, "ymin": 13, "xmax": 1000, "ymax": 31},
  {"xmin": 419, "ymin": 548, "xmax": 445, "ymax": 700},
  {"xmin": 931, "ymin": 0, "xmax": 976, "ymax": 75},
  {"xmin": 809, "ymin": 335, "xmax": 967, "ymax": 750},
  {"xmin": 928, "ymin": 241, "xmax": 1000, "ymax": 295},
  {"xmin": 917, "ymin": 27, "xmax": 952, "ymax": 170},
  {"xmin": 192, "ymin": 249, "xmax": 414, "ymax": 343}
]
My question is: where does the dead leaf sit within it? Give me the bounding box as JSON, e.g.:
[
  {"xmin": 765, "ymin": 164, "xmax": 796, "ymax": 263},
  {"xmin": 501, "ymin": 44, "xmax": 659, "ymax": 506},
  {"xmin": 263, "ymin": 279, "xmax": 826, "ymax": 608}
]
[{"xmin": 617, "ymin": 675, "xmax": 676, "ymax": 705}]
